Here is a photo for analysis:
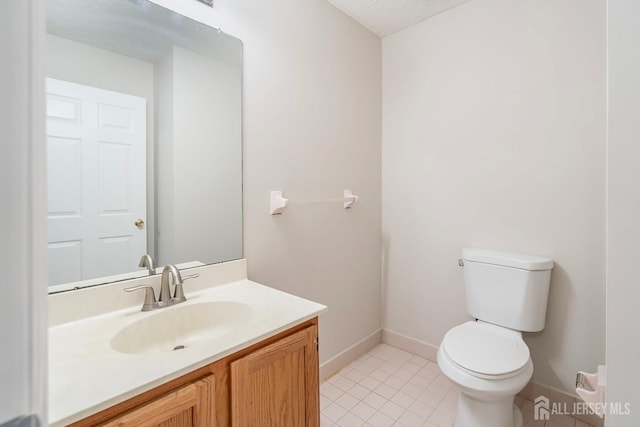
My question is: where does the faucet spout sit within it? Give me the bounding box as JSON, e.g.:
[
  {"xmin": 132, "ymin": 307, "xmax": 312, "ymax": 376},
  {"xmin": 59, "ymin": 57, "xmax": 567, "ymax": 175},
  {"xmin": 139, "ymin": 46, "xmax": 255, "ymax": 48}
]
[
  {"xmin": 159, "ymin": 264, "xmax": 183, "ymax": 304},
  {"xmin": 125, "ymin": 264, "xmax": 198, "ymax": 311},
  {"xmin": 138, "ymin": 254, "xmax": 155, "ymax": 276}
]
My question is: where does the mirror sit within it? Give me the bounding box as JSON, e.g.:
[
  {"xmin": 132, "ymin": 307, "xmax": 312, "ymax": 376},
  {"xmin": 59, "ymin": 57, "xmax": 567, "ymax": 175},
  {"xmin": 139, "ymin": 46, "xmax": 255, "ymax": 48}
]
[{"xmin": 46, "ymin": 0, "xmax": 243, "ymax": 293}]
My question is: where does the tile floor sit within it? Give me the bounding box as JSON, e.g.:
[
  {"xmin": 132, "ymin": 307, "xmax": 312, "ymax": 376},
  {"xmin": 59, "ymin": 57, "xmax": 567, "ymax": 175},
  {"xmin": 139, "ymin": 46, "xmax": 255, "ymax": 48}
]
[{"xmin": 320, "ymin": 343, "xmax": 596, "ymax": 427}]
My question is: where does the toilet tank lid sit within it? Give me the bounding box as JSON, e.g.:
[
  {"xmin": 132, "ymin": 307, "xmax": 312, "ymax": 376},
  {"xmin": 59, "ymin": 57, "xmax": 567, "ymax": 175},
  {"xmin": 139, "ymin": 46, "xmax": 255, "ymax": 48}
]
[{"xmin": 462, "ymin": 248, "xmax": 554, "ymax": 271}]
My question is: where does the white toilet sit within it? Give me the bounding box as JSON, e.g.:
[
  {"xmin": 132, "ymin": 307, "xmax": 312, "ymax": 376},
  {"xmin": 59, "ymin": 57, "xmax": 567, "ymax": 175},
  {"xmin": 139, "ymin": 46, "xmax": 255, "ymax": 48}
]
[{"xmin": 437, "ymin": 248, "xmax": 553, "ymax": 427}]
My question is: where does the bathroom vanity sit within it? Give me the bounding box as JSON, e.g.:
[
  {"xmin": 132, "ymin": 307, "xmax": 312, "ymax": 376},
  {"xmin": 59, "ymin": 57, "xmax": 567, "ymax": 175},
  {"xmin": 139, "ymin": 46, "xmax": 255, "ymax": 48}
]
[
  {"xmin": 72, "ymin": 320, "xmax": 318, "ymax": 426},
  {"xmin": 48, "ymin": 260, "xmax": 327, "ymax": 426}
]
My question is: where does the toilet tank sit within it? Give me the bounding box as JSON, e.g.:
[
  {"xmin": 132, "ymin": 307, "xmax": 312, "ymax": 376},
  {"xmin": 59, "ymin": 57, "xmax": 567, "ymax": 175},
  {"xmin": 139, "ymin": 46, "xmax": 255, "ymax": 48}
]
[{"xmin": 462, "ymin": 248, "xmax": 554, "ymax": 332}]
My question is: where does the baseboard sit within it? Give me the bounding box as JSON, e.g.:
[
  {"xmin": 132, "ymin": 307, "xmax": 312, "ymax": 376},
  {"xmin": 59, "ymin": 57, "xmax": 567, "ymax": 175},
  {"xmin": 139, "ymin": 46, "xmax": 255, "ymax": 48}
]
[
  {"xmin": 519, "ymin": 381, "xmax": 604, "ymax": 427},
  {"xmin": 381, "ymin": 328, "xmax": 439, "ymax": 362},
  {"xmin": 319, "ymin": 329, "xmax": 382, "ymax": 382},
  {"xmin": 380, "ymin": 329, "xmax": 602, "ymax": 426}
]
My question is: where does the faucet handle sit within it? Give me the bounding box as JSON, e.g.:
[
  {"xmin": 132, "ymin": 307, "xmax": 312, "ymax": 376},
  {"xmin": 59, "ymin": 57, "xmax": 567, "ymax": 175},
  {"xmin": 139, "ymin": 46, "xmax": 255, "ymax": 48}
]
[
  {"xmin": 124, "ymin": 285, "xmax": 157, "ymax": 311},
  {"xmin": 173, "ymin": 273, "xmax": 200, "ymax": 302}
]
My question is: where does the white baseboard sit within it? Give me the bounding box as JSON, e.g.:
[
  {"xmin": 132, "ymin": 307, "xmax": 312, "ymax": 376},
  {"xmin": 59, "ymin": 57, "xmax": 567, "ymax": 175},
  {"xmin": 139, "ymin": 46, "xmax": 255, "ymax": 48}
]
[
  {"xmin": 320, "ymin": 329, "xmax": 382, "ymax": 382},
  {"xmin": 381, "ymin": 328, "xmax": 439, "ymax": 362},
  {"xmin": 380, "ymin": 329, "xmax": 601, "ymax": 426},
  {"xmin": 519, "ymin": 381, "xmax": 604, "ymax": 427}
]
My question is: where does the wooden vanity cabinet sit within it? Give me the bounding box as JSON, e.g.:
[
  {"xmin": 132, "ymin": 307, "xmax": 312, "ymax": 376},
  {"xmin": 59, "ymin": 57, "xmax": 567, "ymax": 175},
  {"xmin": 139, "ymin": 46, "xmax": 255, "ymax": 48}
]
[
  {"xmin": 70, "ymin": 318, "xmax": 319, "ymax": 427},
  {"xmin": 230, "ymin": 325, "xmax": 319, "ymax": 427},
  {"xmin": 99, "ymin": 375, "xmax": 215, "ymax": 427}
]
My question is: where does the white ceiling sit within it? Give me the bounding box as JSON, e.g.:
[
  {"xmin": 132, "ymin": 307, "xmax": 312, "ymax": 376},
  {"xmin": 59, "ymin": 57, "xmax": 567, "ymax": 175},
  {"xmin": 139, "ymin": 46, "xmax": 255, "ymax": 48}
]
[
  {"xmin": 47, "ymin": 0, "xmax": 242, "ymax": 67},
  {"xmin": 326, "ymin": 0, "xmax": 473, "ymax": 37}
]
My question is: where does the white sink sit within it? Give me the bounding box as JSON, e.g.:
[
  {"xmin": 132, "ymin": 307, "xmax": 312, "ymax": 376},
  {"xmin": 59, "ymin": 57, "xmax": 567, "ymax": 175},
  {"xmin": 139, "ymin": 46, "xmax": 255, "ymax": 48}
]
[{"xmin": 110, "ymin": 301, "xmax": 253, "ymax": 355}]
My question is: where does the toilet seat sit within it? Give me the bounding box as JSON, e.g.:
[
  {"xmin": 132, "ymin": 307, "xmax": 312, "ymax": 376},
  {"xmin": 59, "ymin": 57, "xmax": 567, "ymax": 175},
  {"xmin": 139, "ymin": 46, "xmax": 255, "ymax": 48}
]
[{"xmin": 442, "ymin": 321, "xmax": 530, "ymax": 380}]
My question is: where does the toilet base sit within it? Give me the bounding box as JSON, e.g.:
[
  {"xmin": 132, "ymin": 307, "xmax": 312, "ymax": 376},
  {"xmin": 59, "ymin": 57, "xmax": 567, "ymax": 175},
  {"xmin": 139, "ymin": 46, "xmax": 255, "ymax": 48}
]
[
  {"xmin": 453, "ymin": 393, "xmax": 523, "ymax": 427},
  {"xmin": 514, "ymin": 404, "xmax": 523, "ymax": 427}
]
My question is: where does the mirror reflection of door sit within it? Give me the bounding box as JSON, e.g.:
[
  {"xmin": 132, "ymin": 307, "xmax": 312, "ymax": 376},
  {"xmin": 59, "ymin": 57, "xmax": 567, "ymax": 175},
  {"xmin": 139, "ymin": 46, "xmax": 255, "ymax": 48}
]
[{"xmin": 46, "ymin": 78, "xmax": 147, "ymax": 286}]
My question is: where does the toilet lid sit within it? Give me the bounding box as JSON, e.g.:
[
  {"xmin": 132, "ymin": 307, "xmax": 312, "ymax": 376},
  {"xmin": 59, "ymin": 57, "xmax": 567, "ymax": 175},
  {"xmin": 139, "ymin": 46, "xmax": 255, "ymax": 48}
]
[{"xmin": 442, "ymin": 321, "xmax": 530, "ymax": 377}]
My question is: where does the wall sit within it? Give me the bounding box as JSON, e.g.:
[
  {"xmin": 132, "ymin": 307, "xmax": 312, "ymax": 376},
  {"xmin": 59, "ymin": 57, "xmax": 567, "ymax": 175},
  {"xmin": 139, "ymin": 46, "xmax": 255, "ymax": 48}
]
[
  {"xmin": 172, "ymin": 46, "xmax": 243, "ymax": 265},
  {"xmin": 154, "ymin": 51, "xmax": 176, "ymax": 265},
  {"xmin": 382, "ymin": 0, "xmax": 605, "ymax": 393},
  {"xmin": 46, "ymin": 35, "xmax": 155, "ymax": 103},
  {"xmin": 155, "ymin": 46, "xmax": 242, "ymax": 266},
  {"xmin": 149, "ymin": 0, "xmax": 382, "ymax": 364},
  {"xmin": 0, "ymin": 0, "xmax": 47, "ymax": 424},
  {"xmin": 606, "ymin": 0, "xmax": 640, "ymax": 424}
]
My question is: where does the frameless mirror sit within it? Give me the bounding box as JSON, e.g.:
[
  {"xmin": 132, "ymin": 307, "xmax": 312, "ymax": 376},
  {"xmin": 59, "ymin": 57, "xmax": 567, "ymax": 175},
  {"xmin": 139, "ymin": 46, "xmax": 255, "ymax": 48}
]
[{"xmin": 46, "ymin": 0, "xmax": 243, "ymax": 293}]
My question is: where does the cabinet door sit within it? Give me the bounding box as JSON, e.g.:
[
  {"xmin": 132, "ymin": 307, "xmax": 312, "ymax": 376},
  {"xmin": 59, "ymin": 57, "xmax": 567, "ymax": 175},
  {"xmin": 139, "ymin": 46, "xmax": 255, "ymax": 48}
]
[
  {"xmin": 231, "ymin": 325, "xmax": 319, "ymax": 427},
  {"xmin": 99, "ymin": 374, "xmax": 215, "ymax": 427}
]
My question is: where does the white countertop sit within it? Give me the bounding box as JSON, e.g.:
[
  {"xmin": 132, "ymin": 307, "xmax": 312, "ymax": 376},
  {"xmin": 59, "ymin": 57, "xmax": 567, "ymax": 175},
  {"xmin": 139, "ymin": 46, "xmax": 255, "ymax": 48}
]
[{"xmin": 48, "ymin": 278, "xmax": 327, "ymax": 426}]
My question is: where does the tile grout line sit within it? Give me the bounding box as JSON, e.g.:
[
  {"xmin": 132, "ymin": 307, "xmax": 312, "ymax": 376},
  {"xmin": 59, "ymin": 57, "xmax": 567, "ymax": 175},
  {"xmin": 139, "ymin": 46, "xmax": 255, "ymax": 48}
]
[{"xmin": 320, "ymin": 343, "xmax": 596, "ymax": 427}]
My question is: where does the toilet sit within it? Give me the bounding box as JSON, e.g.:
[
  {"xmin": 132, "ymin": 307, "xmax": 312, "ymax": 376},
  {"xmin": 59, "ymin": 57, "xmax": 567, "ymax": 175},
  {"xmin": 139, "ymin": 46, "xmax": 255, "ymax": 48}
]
[{"xmin": 437, "ymin": 248, "xmax": 553, "ymax": 427}]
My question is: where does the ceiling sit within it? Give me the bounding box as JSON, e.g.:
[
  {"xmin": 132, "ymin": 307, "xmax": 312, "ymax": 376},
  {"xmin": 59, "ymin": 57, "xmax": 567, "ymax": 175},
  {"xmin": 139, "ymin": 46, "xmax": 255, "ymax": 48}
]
[
  {"xmin": 47, "ymin": 0, "xmax": 242, "ymax": 67},
  {"xmin": 326, "ymin": 0, "xmax": 473, "ymax": 37}
]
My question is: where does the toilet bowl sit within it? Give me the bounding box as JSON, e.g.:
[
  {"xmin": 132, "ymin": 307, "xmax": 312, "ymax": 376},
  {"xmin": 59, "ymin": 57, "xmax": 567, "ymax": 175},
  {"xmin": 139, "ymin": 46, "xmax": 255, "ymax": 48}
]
[
  {"xmin": 439, "ymin": 249, "xmax": 553, "ymax": 427},
  {"xmin": 437, "ymin": 321, "xmax": 533, "ymax": 427}
]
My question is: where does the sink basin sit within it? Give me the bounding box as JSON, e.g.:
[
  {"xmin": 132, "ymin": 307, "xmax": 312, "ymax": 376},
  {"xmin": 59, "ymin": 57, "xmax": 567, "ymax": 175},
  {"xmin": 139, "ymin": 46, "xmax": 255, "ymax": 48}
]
[{"xmin": 111, "ymin": 301, "xmax": 253, "ymax": 355}]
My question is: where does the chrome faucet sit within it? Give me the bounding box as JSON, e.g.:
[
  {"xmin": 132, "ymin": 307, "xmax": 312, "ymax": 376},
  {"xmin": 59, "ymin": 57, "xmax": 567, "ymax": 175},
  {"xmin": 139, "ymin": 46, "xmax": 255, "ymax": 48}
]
[
  {"xmin": 138, "ymin": 254, "xmax": 155, "ymax": 276},
  {"xmin": 124, "ymin": 264, "xmax": 199, "ymax": 311}
]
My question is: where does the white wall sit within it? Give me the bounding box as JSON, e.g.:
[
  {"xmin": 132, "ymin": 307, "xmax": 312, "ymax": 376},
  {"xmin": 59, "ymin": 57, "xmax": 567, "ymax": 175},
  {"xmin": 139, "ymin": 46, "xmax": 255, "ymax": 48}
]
[
  {"xmin": 154, "ymin": 51, "xmax": 176, "ymax": 265},
  {"xmin": 155, "ymin": 46, "xmax": 242, "ymax": 266},
  {"xmin": 382, "ymin": 0, "xmax": 605, "ymax": 393},
  {"xmin": 172, "ymin": 46, "xmax": 243, "ymax": 265},
  {"xmin": 606, "ymin": 0, "xmax": 640, "ymax": 424},
  {"xmin": 46, "ymin": 35, "xmax": 155, "ymax": 103},
  {"xmin": 149, "ymin": 0, "xmax": 382, "ymax": 363},
  {"xmin": 0, "ymin": 0, "xmax": 47, "ymax": 424}
]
